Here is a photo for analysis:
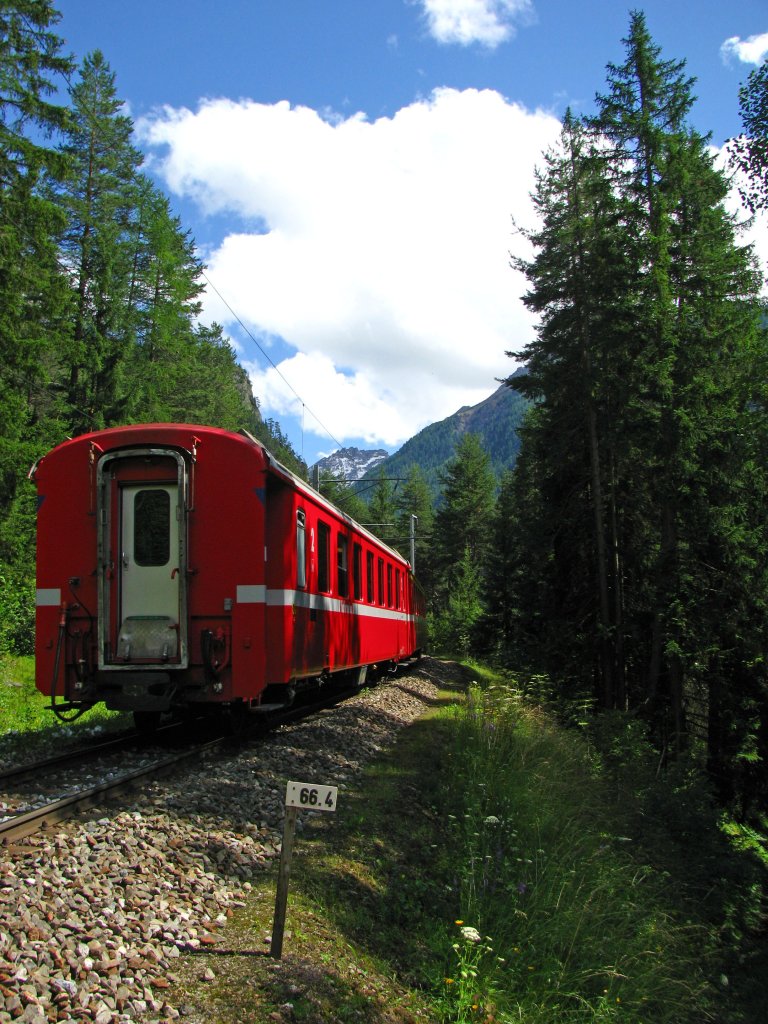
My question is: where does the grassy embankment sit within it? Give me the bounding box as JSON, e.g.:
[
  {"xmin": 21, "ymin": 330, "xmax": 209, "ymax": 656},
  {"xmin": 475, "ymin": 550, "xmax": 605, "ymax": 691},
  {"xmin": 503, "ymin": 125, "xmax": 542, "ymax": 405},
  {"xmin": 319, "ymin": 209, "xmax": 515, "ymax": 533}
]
[
  {"xmin": 2, "ymin": 655, "xmax": 766, "ymax": 1022},
  {"xmin": 180, "ymin": 661, "xmax": 766, "ymax": 1024},
  {"xmin": 0, "ymin": 655, "xmax": 130, "ymax": 764}
]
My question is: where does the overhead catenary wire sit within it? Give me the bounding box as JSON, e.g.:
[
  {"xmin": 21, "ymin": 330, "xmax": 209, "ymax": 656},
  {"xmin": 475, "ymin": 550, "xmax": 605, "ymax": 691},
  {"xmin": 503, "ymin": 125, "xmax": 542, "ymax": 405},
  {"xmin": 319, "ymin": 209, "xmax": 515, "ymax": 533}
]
[{"xmin": 201, "ymin": 269, "xmax": 346, "ymax": 457}]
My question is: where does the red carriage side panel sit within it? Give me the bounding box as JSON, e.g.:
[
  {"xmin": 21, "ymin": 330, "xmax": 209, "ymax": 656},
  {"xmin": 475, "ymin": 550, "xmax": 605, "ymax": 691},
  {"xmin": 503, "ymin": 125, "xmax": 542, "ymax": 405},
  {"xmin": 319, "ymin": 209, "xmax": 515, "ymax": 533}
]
[
  {"xmin": 34, "ymin": 423, "xmax": 426, "ymax": 722},
  {"xmin": 183, "ymin": 428, "xmax": 268, "ymax": 705},
  {"xmin": 34, "ymin": 436, "xmax": 99, "ymax": 706}
]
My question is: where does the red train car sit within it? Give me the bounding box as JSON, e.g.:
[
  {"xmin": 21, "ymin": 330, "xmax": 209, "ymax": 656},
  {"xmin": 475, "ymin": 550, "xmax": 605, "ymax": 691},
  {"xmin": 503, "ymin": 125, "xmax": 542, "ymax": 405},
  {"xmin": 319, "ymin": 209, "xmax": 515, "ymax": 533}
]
[{"xmin": 32, "ymin": 424, "xmax": 426, "ymax": 727}]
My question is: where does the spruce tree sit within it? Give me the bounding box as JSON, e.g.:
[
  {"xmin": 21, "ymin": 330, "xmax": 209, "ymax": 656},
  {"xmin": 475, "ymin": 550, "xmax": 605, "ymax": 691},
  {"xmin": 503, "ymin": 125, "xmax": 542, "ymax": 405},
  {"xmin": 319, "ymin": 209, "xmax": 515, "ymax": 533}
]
[
  {"xmin": 365, "ymin": 468, "xmax": 398, "ymax": 547},
  {"xmin": 432, "ymin": 433, "xmax": 495, "ymax": 653},
  {"xmin": 510, "ymin": 111, "xmax": 637, "ymax": 707},
  {"xmin": 731, "ymin": 60, "xmax": 768, "ymax": 213},
  {"xmin": 592, "ymin": 11, "xmax": 763, "ymax": 743},
  {"xmin": 0, "ymin": 1, "xmax": 73, "ymax": 650},
  {"xmin": 0, "ymin": 0, "xmax": 72, "ymax": 460},
  {"xmin": 54, "ymin": 50, "xmax": 144, "ymax": 433},
  {"xmin": 395, "ymin": 464, "xmax": 434, "ymax": 583},
  {"xmin": 506, "ymin": 13, "xmax": 765, "ymax": 799}
]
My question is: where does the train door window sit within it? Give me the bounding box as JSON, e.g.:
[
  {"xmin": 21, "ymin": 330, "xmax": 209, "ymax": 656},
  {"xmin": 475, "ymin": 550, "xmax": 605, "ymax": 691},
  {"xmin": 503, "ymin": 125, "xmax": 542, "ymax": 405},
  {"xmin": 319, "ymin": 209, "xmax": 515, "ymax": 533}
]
[
  {"xmin": 377, "ymin": 557, "xmax": 385, "ymax": 605},
  {"xmin": 134, "ymin": 489, "xmax": 171, "ymax": 566},
  {"xmin": 396, "ymin": 568, "xmax": 401, "ymax": 609},
  {"xmin": 387, "ymin": 564, "xmax": 393, "ymax": 607},
  {"xmin": 337, "ymin": 533, "xmax": 349, "ymax": 598},
  {"xmin": 318, "ymin": 520, "xmax": 330, "ymax": 592},
  {"xmin": 296, "ymin": 510, "xmax": 307, "ymax": 588},
  {"xmin": 366, "ymin": 551, "xmax": 374, "ymax": 603},
  {"xmin": 353, "ymin": 543, "xmax": 363, "ymax": 601}
]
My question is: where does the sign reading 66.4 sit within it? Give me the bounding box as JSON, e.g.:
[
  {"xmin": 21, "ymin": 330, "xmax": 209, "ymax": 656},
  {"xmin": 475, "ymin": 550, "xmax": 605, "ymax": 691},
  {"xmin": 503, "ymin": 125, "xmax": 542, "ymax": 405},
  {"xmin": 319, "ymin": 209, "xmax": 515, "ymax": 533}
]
[{"xmin": 285, "ymin": 781, "xmax": 338, "ymax": 812}]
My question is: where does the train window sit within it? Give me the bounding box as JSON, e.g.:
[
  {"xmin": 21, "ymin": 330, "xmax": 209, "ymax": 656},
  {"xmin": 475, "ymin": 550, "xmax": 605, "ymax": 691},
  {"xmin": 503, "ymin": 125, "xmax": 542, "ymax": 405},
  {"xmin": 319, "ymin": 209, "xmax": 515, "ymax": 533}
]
[
  {"xmin": 387, "ymin": 564, "xmax": 393, "ymax": 607},
  {"xmin": 396, "ymin": 568, "xmax": 401, "ymax": 609},
  {"xmin": 366, "ymin": 551, "xmax": 374, "ymax": 603},
  {"xmin": 318, "ymin": 520, "xmax": 330, "ymax": 592},
  {"xmin": 134, "ymin": 489, "xmax": 170, "ymax": 566},
  {"xmin": 377, "ymin": 557, "xmax": 385, "ymax": 605},
  {"xmin": 337, "ymin": 533, "xmax": 349, "ymax": 598},
  {"xmin": 353, "ymin": 543, "xmax": 363, "ymax": 601},
  {"xmin": 296, "ymin": 510, "xmax": 307, "ymax": 589}
]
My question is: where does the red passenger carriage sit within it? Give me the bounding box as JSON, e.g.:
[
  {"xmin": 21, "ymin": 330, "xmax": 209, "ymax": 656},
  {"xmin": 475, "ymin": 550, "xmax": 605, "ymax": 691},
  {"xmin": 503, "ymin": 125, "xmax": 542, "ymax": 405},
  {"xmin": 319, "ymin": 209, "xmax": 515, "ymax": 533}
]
[{"xmin": 32, "ymin": 424, "xmax": 426, "ymax": 726}]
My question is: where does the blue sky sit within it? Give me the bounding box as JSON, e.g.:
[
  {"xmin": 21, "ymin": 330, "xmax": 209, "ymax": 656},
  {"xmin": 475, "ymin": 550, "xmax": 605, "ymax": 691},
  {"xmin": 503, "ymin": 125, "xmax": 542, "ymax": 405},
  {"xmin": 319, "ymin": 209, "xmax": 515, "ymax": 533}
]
[{"xmin": 54, "ymin": 1, "xmax": 768, "ymax": 465}]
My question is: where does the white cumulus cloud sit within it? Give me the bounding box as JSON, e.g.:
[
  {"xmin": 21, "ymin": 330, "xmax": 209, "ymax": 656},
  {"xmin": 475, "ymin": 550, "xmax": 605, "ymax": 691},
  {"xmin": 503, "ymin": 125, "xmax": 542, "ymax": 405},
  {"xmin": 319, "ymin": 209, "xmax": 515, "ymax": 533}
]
[
  {"xmin": 419, "ymin": 0, "xmax": 533, "ymax": 48},
  {"xmin": 720, "ymin": 31, "xmax": 768, "ymax": 66},
  {"xmin": 137, "ymin": 88, "xmax": 560, "ymax": 451}
]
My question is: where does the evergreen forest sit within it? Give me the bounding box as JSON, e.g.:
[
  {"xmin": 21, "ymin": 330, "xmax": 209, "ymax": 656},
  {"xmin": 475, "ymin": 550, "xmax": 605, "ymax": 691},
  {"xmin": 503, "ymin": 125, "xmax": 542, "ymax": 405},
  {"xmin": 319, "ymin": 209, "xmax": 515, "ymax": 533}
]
[
  {"xmin": 0, "ymin": 1, "xmax": 306, "ymax": 656},
  {"xmin": 2, "ymin": 1, "xmax": 768, "ymax": 879},
  {"xmin": 421, "ymin": 13, "xmax": 768, "ymax": 832}
]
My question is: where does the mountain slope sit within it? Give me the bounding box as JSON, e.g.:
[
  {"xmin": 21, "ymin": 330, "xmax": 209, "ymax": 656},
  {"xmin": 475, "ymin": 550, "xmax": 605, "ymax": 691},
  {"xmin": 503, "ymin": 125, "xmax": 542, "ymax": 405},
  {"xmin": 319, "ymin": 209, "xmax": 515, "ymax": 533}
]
[
  {"xmin": 363, "ymin": 375, "xmax": 530, "ymax": 498},
  {"xmin": 312, "ymin": 446, "xmax": 389, "ymax": 482}
]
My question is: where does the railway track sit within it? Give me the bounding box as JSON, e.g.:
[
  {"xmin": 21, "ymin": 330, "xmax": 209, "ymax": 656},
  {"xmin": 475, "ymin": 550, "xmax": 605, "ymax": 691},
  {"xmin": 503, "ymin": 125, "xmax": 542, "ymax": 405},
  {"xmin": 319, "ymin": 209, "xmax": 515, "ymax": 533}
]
[
  {"xmin": 0, "ymin": 678, "xmax": 366, "ymax": 845},
  {"xmin": 0, "ymin": 734, "xmax": 229, "ymax": 844},
  {"xmin": 0, "ymin": 664, "xmax": 441, "ymax": 1023}
]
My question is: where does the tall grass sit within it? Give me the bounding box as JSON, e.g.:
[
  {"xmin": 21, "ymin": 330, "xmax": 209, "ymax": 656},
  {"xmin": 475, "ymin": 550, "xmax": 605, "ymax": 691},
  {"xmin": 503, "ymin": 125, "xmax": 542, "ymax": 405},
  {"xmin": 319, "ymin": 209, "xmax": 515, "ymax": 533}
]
[
  {"xmin": 433, "ymin": 681, "xmax": 713, "ymax": 1023},
  {"xmin": 0, "ymin": 655, "xmax": 129, "ymax": 765}
]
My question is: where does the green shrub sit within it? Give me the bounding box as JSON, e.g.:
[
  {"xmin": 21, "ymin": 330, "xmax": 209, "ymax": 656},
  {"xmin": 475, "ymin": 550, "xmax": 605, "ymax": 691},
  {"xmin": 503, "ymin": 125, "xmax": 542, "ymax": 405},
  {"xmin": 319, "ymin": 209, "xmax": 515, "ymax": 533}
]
[
  {"xmin": 0, "ymin": 564, "xmax": 34, "ymax": 656},
  {"xmin": 434, "ymin": 681, "xmax": 714, "ymax": 1022}
]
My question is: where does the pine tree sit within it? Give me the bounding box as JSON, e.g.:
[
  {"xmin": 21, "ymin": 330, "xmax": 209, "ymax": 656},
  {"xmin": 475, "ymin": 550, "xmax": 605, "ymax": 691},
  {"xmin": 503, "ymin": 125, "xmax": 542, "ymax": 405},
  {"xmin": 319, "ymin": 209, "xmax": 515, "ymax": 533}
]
[
  {"xmin": 510, "ymin": 110, "xmax": 638, "ymax": 707},
  {"xmin": 478, "ymin": 469, "xmax": 519, "ymax": 662},
  {"xmin": 592, "ymin": 11, "xmax": 763, "ymax": 743},
  {"xmin": 0, "ymin": 2, "xmax": 73, "ymax": 651},
  {"xmin": 730, "ymin": 60, "xmax": 768, "ymax": 213},
  {"xmin": 394, "ymin": 464, "xmax": 434, "ymax": 583},
  {"xmin": 431, "ymin": 434, "xmax": 495, "ymax": 653},
  {"xmin": 365, "ymin": 469, "xmax": 398, "ymax": 547},
  {"xmin": 0, "ymin": 0, "xmax": 72, "ymax": 462},
  {"xmin": 434, "ymin": 434, "xmax": 495, "ymax": 569},
  {"xmin": 54, "ymin": 50, "xmax": 144, "ymax": 433},
  {"xmin": 505, "ymin": 14, "xmax": 765, "ymax": 802}
]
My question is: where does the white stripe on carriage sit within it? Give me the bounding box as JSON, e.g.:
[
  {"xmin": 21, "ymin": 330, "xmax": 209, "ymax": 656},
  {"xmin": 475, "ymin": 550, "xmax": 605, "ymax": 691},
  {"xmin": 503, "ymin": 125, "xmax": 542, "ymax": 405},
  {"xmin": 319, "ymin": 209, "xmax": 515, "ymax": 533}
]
[{"xmin": 265, "ymin": 588, "xmax": 413, "ymax": 622}]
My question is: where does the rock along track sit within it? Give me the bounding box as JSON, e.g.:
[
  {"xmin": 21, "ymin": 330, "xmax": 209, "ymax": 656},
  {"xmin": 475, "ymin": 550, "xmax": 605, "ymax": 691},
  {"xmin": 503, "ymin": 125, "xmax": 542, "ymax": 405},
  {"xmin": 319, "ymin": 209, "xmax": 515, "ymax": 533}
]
[{"xmin": 0, "ymin": 662, "xmax": 446, "ymax": 1023}]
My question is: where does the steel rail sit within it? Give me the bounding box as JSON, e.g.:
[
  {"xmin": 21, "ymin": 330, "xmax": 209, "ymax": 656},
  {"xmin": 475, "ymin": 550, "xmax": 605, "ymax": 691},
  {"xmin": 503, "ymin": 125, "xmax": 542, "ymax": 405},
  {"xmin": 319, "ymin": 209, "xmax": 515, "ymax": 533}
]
[
  {"xmin": 0, "ymin": 717, "xmax": 202, "ymax": 787},
  {"xmin": 0, "ymin": 737, "xmax": 227, "ymax": 844},
  {"xmin": 0, "ymin": 672, "xmax": 408, "ymax": 845}
]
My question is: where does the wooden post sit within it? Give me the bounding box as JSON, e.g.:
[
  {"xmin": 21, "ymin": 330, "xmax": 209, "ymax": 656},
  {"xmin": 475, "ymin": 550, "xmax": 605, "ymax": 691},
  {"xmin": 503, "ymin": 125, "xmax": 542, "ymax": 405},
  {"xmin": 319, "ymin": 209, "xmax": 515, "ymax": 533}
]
[
  {"xmin": 270, "ymin": 782, "xmax": 337, "ymax": 959},
  {"xmin": 271, "ymin": 805, "xmax": 298, "ymax": 959}
]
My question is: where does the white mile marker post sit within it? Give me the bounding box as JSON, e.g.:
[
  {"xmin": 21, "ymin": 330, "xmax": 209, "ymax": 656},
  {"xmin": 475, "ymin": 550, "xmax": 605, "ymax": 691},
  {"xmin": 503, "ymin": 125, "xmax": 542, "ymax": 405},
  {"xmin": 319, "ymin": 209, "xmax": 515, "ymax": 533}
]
[{"xmin": 271, "ymin": 780, "xmax": 338, "ymax": 959}]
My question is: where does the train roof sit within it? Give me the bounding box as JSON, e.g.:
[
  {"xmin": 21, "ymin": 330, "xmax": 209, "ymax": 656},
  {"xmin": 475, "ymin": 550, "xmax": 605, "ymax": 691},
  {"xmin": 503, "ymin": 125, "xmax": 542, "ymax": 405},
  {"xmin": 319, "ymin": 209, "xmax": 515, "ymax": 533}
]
[{"xmin": 32, "ymin": 422, "xmax": 413, "ymax": 571}]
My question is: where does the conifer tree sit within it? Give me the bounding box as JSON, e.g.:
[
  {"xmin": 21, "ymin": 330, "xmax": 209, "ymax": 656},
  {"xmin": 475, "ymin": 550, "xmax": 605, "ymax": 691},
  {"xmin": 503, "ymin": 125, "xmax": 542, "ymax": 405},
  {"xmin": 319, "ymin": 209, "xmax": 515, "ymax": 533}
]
[
  {"xmin": 395, "ymin": 464, "xmax": 434, "ymax": 583},
  {"xmin": 0, "ymin": 1, "xmax": 72, "ymax": 489},
  {"xmin": 312, "ymin": 470, "xmax": 366, "ymax": 523},
  {"xmin": 510, "ymin": 110, "xmax": 637, "ymax": 707},
  {"xmin": 54, "ymin": 50, "xmax": 144, "ymax": 433},
  {"xmin": 434, "ymin": 433, "xmax": 495, "ymax": 570},
  {"xmin": 0, "ymin": 1, "xmax": 73, "ymax": 651},
  {"xmin": 731, "ymin": 60, "xmax": 768, "ymax": 213},
  {"xmin": 431, "ymin": 433, "xmax": 495, "ymax": 653},
  {"xmin": 506, "ymin": 13, "xmax": 765, "ymax": 794},
  {"xmin": 592, "ymin": 11, "xmax": 762, "ymax": 740},
  {"xmin": 366, "ymin": 469, "xmax": 398, "ymax": 547}
]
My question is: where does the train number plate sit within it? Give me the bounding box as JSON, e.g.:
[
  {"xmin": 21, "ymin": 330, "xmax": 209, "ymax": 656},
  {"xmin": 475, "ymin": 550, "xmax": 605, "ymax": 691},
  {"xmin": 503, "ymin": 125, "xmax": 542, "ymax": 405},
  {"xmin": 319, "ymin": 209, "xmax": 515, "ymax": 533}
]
[{"xmin": 285, "ymin": 781, "xmax": 338, "ymax": 812}]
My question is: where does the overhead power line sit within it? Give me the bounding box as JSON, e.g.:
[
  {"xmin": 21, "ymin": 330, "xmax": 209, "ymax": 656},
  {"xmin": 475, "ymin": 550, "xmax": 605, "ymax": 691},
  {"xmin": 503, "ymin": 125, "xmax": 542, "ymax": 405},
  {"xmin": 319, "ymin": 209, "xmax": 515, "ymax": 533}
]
[{"xmin": 201, "ymin": 270, "xmax": 346, "ymax": 458}]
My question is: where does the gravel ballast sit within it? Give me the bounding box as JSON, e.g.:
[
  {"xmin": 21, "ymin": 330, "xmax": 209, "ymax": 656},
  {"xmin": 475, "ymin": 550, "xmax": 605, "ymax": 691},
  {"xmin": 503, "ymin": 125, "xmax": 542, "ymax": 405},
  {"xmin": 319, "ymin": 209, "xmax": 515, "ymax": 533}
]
[{"xmin": 0, "ymin": 663, "xmax": 449, "ymax": 1023}]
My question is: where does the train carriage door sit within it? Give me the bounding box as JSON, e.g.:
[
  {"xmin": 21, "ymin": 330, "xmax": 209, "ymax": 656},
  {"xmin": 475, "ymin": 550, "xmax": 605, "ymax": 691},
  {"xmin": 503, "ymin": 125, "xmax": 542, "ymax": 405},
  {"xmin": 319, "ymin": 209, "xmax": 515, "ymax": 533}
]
[
  {"xmin": 97, "ymin": 448, "xmax": 189, "ymax": 668},
  {"xmin": 118, "ymin": 484, "xmax": 180, "ymax": 661}
]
